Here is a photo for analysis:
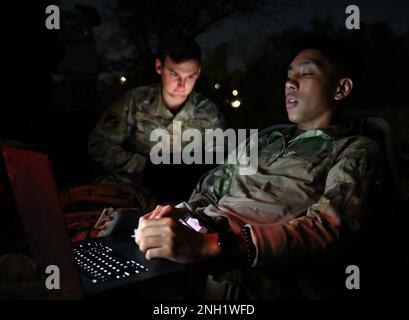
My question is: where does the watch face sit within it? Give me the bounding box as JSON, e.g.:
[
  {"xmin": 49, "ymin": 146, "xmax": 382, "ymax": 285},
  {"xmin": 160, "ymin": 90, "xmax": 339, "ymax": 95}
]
[{"xmin": 178, "ymin": 214, "xmax": 208, "ymax": 233}]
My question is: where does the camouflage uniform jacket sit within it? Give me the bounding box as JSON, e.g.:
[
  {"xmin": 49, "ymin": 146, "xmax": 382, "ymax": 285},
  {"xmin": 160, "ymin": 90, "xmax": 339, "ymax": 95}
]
[
  {"xmin": 88, "ymin": 83, "xmax": 225, "ymax": 185},
  {"xmin": 188, "ymin": 121, "xmax": 384, "ymax": 268}
]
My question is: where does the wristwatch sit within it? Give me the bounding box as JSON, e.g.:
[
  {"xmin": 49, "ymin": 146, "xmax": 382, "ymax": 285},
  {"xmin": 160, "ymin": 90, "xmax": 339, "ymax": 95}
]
[{"xmin": 217, "ymin": 227, "xmax": 256, "ymax": 266}]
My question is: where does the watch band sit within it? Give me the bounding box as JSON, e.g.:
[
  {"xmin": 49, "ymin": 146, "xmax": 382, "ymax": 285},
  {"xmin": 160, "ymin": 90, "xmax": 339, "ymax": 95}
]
[
  {"xmin": 217, "ymin": 227, "xmax": 256, "ymax": 267},
  {"xmin": 241, "ymin": 226, "xmax": 256, "ymax": 266}
]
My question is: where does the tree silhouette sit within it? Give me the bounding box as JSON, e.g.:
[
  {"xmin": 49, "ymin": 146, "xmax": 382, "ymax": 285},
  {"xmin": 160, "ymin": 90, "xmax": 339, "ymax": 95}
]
[{"xmin": 99, "ymin": 0, "xmax": 293, "ymax": 87}]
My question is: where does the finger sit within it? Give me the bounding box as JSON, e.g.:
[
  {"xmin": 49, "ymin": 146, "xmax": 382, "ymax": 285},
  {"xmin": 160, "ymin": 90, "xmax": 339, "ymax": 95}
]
[
  {"xmin": 97, "ymin": 214, "xmax": 114, "ymax": 227},
  {"xmin": 145, "ymin": 247, "xmax": 170, "ymax": 261},
  {"xmin": 142, "ymin": 211, "xmax": 155, "ymax": 220},
  {"xmin": 139, "ymin": 206, "xmax": 163, "ymax": 226},
  {"xmin": 96, "ymin": 230, "xmax": 105, "ymax": 237},
  {"xmin": 153, "ymin": 205, "xmax": 175, "ymax": 219},
  {"xmin": 149, "ymin": 205, "xmax": 168, "ymax": 219},
  {"xmin": 108, "ymin": 211, "xmax": 119, "ymax": 221},
  {"xmin": 135, "ymin": 223, "xmax": 170, "ymax": 245},
  {"xmin": 96, "ymin": 220, "xmax": 111, "ymax": 231},
  {"xmin": 138, "ymin": 235, "xmax": 166, "ymax": 252},
  {"xmin": 101, "ymin": 220, "xmax": 111, "ymax": 227},
  {"xmin": 139, "ymin": 217, "xmax": 175, "ymax": 229},
  {"xmin": 138, "ymin": 214, "xmax": 150, "ymax": 230},
  {"xmin": 135, "ymin": 219, "xmax": 174, "ymax": 246}
]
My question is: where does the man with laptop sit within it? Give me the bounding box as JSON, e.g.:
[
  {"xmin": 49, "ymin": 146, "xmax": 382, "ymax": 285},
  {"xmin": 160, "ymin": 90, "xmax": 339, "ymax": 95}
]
[{"xmin": 127, "ymin": 38, "xmax": 384, "ymax": 299}]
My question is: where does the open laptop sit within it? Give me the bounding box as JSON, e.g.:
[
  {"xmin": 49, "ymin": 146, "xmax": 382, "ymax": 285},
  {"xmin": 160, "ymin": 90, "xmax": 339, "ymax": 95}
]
[{"xmin": 1, "ymin": 146, "xmax": 185, "ymax": 298}]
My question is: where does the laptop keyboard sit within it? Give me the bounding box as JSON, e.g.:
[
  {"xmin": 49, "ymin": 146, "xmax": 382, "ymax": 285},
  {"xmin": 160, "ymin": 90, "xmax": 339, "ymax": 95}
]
[{"xmin": 74, "ymin": 240, "xmax": 149, "ymax": 284}]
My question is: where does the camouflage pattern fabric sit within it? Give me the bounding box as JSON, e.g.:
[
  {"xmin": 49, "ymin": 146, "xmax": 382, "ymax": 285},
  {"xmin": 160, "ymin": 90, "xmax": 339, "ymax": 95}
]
[
  {"xmin": 188, "ymin": 121, "xmax": 384, "ymax": 268},
  {"xmin": 88, "ymin": 83, "xmax": 225, "ymax": 185}
]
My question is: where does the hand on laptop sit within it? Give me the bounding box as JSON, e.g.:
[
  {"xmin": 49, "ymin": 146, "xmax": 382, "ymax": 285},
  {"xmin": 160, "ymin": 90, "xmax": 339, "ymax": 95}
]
[
  {"xmin": 94, "ymin": 209, "xmax": 119, "ymax": 237},
  {"xmin": 134, "ymin": 205, "xmax": 220, "ymax": 263}
]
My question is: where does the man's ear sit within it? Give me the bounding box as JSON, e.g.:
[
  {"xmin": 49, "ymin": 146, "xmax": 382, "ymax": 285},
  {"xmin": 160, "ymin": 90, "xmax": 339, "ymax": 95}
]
[
  {"xmin": 334, "ymin": 78, "xmax": 353, "ymax": 100},
  {"xmin": 155, "ymin": 58, "xmax": 162, "ymax": 75},
  {"xmin": 197, "ymin": 66, "xmax": 202, "ymax": 78}
]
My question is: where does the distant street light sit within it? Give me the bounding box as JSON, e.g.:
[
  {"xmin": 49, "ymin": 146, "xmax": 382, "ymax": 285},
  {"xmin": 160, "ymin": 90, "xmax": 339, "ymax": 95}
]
[
  {"xmin": 214, "ymin": 83, "xmax": 221, "ymax": 90},
  {"xmin": 120, "ymin": 76, "xmax": 127, "ymax": 84},
  {"xmin": 231, "ymin": 100, "xmax": 241, "ymax": 108},
  {"xmin": 232, "ymin": 89, "xmax": 238, "ymax": 96}
]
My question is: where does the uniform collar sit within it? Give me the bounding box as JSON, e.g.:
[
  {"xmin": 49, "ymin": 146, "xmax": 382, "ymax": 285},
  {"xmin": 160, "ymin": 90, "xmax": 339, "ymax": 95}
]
[
  {"xmin": 291, "ymin": 120, "xmax": 355, "ymax": 141},
  {"xmin": 268, "ymin": 119, "xmax": 355, "ymax": 143},
  {"xmin": 319, "ymin": 119, "xmax": 356, "ymax": 139},
  {"xmin": 153, "ymin": 84, "xmax": 195, "ymax": 119}
]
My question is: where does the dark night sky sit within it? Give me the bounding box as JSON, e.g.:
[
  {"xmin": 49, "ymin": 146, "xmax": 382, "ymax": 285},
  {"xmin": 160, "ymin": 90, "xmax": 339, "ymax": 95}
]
[
  {"xmin": 201, "ymin": 0, "xmax": 409, "ymax": 68},
  {"xmin": 59, "ymin": 0, "xmax": 409, "ymax": 69}
]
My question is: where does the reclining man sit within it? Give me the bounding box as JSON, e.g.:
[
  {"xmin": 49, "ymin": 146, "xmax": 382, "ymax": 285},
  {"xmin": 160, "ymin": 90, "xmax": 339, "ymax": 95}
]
[{"xmin": 105, "ymin": 38, "xmax": 384, "ymax": 299}]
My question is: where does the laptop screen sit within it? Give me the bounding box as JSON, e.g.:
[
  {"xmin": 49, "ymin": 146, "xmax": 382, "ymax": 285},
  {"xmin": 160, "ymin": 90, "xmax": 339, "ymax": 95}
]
[{"xmin": 2, "ymin": 146, "xmax": 84, "ymax": 298}]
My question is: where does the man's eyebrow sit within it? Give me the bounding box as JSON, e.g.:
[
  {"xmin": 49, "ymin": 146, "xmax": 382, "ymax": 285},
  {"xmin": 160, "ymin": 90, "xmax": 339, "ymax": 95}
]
[
  {"xmin": 288, "ymin": 60, "xmax": 322, "ymax": 72},
  {"xmin": 168, "ymin": 67, "xmax": 199, "ymax": 76},
  {"xmin": 299, "ymin": 60, "xmax": 321, "ymax": 68}
]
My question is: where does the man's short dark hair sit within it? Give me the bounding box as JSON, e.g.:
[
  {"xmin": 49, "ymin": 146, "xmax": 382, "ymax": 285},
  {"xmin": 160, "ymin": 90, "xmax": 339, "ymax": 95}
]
[
  {"xmin": 291, "ymin": 34, "xmax": 361, "ymax": 81},
  {"xmin": 156, "ymin": 35, "xmax": 202, "ymax": 65}
]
